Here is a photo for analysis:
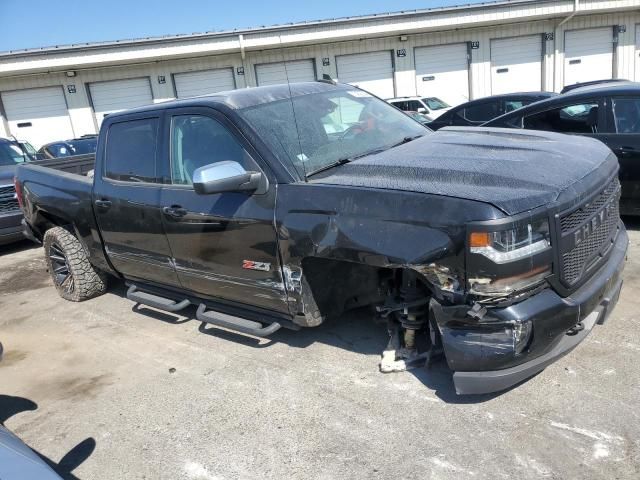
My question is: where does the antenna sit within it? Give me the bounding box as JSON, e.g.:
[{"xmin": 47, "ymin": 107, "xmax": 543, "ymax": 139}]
[{"xmin": 278, "ymin": 35, "xmax": 308, "ymax": 181}]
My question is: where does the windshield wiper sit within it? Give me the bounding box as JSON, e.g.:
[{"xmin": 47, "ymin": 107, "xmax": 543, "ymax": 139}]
[
  {"xmin": 388, "ymin": 134, "xmax": 425, "ymax": 149},
  {"xmin": 306, "ymin": 157, "xmax": 353, "ymax": 178}
]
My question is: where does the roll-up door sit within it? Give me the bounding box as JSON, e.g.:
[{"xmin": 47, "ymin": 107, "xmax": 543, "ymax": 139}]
[
  {"xmin": 1, "ymin": 86, "xmax": 74, "ymax": 148},
  {"xmin": 415, "ymin": 43, "xmax": 469, "ymax": 106},
  {"xmin": 491, "ymin": 35, "xmax": 543, "ymax": 94},
  {"xmin": 255, "ymin": 59, "xmax": 316, "ymax": 86},
  {"xmin": 174, "ymin": 68, "xmax": 236, "ymax": 98},
  {"xmin": 336, "ymin": 51, "xmax": 395, "ymax": 99},
  {"xmin": 89, "ymin": 78, "xmax": 153, "ymax": 126},
  {"xmin": 564, "ymin": 28, "xmax": 613, "ymax": 87}
]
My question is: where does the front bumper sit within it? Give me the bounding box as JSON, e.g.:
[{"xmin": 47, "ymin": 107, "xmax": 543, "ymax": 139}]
[
  {"xmin": 0, "ymin": 211, "xmax": 24, "ymax": 246},
  {"xmin": 432, "ymin": 224, "xmax": 628, "ymax": 395}
]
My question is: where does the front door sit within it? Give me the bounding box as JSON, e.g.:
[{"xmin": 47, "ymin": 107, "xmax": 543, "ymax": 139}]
[
  {"xmin": 159, "ymin": 108, "xmax": 288, "ymax": 314},
  {"xmin": 93, "ymin": 114, "xmax": 180, "ymax": 287},
  {"xmin": 601, "ymin": 96, "xmax": 640, "ymax": 214}
]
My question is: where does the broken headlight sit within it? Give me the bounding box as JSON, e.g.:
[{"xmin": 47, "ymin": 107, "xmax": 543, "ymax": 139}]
[
  {"xmin": 469, "ymin": 219, "xmax": 550, "ymax": 263},
  {"xmin": 468, "ymin": 219, "xmax": 552, "ymax": 297}
]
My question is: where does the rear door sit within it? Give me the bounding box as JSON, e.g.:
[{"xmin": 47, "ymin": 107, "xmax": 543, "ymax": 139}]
[
  {"xmin": 600, "ymin": 96, "xmax": 640, "ymax": 213},
  {"xmin": 93, "ymin": 113, "xmax": 180, "ymax": 287},
  {"xmin": 158, "ymin": 107, "xmax": 288, "ymax": 314}
]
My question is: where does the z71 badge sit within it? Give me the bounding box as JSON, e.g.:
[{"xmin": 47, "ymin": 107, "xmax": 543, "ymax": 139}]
[{"xmin": 242, "ymin": 260, "xmax": 271, "ymax": 272}]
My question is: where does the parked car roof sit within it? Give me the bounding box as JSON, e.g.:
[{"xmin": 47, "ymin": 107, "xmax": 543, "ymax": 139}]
[
  {"xmin": 560, "ymin": 79, "xmax": 631, "ymax": 94},
  {"xmin": 457, "ymin": 91, "xmax": 556, "ymax": 106}
]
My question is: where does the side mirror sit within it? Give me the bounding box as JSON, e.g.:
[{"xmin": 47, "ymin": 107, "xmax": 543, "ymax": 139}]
[
  {"xmin": 417, "ymin": 107, "xmax": 428, "ymax": 114},
  {"xmin": 192, "ymin": 161, "xmax": 263, "ymax": 195}
]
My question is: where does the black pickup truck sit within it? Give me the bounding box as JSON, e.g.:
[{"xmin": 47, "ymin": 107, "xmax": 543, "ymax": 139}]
[{"xmin": 16, "ymin": 82, "xmax": 627, "ymax": 394}]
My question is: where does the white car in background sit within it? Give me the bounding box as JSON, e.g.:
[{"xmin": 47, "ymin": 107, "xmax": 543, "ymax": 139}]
[{"xmin": 387, "ymin": 96, "xmax": 452, "ymax": 121}]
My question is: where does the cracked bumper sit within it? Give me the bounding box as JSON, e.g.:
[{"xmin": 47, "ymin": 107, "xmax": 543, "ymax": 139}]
[{"xmin": 432, "ymin": 227, "xmax": 627, "ymax": 395}]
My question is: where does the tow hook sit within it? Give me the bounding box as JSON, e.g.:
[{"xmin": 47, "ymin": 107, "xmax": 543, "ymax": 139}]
[{"xmin": 566, "ymin": 321, "xmax": 585, "ymax": 336}]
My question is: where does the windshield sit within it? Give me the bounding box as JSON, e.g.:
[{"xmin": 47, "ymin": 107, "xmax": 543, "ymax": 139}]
[
  {"xmin": 422, "ymin": 97, "xmax": 449, "ymax": 110},
  {"xmin": 0, "ymin": 142, "xmax": 31, "ymax": 166},
  {"xmin": 239, "ymin": 89, "xmax": 427, "ymax": 177}
]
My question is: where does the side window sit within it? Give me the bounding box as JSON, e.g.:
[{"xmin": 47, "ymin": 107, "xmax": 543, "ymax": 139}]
[
  {"xmin": 464, "ymin": 102, "xmax": 499, "ymax": 122},
  {"xmin": 504, "ymin": 100, "xmax": 525, "ymax": 113},
  {"xmin": 105, "ymin": 118, "xmax": 159, "ymax": 183},
  {"xmin": 391, "ymin": 101, "xmax": 408, "ymax": 111},
  {"xmin": 611, "ymin": 98, "xmax": 640, "ymax": 134},
  {"xmin": 407, "ymin": 100, "xmax": 425, "ymax": 112},
  {"xmin": 523, "ymin": 101, "xmax": 599, "ymax": 134},
  {"xmin": 170, "ymin": 115, "xmax": 256, "ymax": 186}
]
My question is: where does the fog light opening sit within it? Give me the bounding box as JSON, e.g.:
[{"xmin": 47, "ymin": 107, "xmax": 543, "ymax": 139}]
[{"xmin": 513, "ymin": 320, "xmax": 533, "ymax": 355}]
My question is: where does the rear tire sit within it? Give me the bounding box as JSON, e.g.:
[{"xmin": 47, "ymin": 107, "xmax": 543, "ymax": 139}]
[{"xmin": 43, "ymin": 227, "xmax": 108, "ymax": 301}]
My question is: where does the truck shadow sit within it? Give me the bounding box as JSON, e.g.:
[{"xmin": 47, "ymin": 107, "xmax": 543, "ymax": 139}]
[
  {"xmin": 116, "ymin": 283, "xmax": 503, "ymax": 403},
  {"xmin": 0, "ymin": 394, "xmax": 96, "ymax": 479},
  {"xmin": 0, "ymin": 239, "xmax": 38, "ymax": 256}
]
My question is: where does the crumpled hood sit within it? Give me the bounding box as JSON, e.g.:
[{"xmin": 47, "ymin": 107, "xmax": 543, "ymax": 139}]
[{"xmin": 309, "ymin": 127, "xmax": 618, "ymax": 215}]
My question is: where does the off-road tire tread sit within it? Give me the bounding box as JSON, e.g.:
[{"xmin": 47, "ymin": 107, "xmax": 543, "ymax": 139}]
[{"xmin": 43, "ymin": 227, "xmax": 108, "ymax": 302}]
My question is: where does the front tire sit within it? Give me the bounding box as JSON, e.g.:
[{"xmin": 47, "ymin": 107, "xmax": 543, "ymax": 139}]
[{"xmin": 43, "ymin": 227, "xmax": 107, "ymax": 301}]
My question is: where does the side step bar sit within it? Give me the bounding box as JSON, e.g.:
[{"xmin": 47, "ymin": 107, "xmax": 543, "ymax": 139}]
[
  {"xmin": 126, "ymin": 285, "xmax": 190, "ymax": 312},
  {"xmin": 196, "ymin": 304, "xmax": 281, "ymax": 337}
]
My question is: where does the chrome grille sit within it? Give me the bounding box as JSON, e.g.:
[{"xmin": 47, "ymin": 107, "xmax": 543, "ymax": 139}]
[
  {"xmin": 0, "ymin": 184, "xmax": 19, "ymax": 214},
  {"xmin": 559, "ymin": 178, "xmax": 621, "ymax": 287}
]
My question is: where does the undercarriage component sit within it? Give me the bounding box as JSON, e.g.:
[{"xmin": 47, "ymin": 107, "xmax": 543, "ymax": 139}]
[{"xmin": 378, "ymin": 270, "xmax": 443, "ymax": 373}]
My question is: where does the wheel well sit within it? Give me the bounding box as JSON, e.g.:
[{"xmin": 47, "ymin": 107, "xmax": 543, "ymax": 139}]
[{"xmin": 300, "ymin": 257, "xmax": 394, "ymax": 320}]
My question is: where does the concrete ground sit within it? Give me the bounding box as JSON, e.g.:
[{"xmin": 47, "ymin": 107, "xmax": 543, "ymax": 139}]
[{"xmin": 1, "ymin": 226, "xmax": 639, "ymax": 480}]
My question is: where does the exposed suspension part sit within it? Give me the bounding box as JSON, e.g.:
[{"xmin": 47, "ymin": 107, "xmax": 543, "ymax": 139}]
[{"xmin": 378, "ymin": 270, "xmax": 438, "ymax": 373}]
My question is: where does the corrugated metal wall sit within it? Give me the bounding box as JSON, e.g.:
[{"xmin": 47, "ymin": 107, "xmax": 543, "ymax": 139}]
[{"xmin": 0, "ymin": 6, "xmax": 639, "ymax": 139}]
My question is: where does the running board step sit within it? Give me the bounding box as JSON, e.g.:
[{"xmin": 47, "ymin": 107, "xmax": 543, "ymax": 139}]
[
  {"xmin": 196, "ymin": 304, "xmax": 281, "ymax": 337},
  {"xmin": 126, "ymin": 285, "xmax": 190, "ymax": 312}
]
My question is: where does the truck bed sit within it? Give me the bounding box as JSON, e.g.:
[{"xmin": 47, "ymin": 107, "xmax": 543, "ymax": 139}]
[
  {"xmin": 30, "ymin": 153, "xmax": 95, "ymax": 176},
  {"xmin": 16, "ymin": 154, "xmax": 100, "ymax": 258}
]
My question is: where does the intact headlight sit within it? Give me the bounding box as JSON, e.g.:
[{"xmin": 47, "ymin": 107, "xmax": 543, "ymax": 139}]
[{"xmin": 469, "ymin": 219, "xmax": 550, "ymax": 263}]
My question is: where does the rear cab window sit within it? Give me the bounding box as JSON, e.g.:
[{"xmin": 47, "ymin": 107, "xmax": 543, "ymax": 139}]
[{"xmin": 105, "ymin": 117, "xmax": 160, "ymax": 183}]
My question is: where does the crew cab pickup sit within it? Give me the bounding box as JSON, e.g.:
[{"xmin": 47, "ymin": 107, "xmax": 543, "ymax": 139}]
[{"xmin": 16, "ymin": 82, "xmax": 628, "ymax": 394}]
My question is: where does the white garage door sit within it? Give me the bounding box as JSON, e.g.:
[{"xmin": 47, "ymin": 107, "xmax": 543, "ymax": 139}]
[
  {"xmin": 1, "ymin": 86, "xmax": 74, "ymax": 149},
  {"xmin": 255, "ymin": 60, "xmax": 316, "ymax": 86},
  {"xmin": 336, "ymin": 51, "xmax": 395, "ymax": 99},
  {"xmin": 491, "ymin": 35, "xmax": 542, "ymax": 95},
  {"xmin": 89, "ymin": 78, "xmax": 153, "ymax": 126},
  {"xmin": 564, "ymin": 28, "xmax": 613, "ymax": 87},
  {"xmin": 174, "ymin": 68, "xmax": 236, "ymax": 98},
  {"xmin": 635, "ymin": 24, "xmax": 640, "ymax": 82},
  {"xmin": 415, "ymin": 43, "xmax": 469, "ymax": 106}
]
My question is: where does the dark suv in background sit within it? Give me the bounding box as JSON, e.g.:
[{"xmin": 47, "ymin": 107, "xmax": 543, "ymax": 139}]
[
  {"xmin": 0, "ymin": 138, "xmax": 33, "ymax": 245},
  {"xmin": 485, "ymin": 82, "xmax": 640, "ymax": 215},
  {"xmin": 37, "ymin": 135, "xmax": 97, "ymax": 159},
  {"xmin": 428, "ymin": 92, "xmax": 556, "ymax": 130}
]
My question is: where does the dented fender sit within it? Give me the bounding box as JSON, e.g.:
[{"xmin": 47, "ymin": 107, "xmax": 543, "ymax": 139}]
[{"xmin": 275, "ymin": 183, "xmax": 505, "ymax": 322}]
